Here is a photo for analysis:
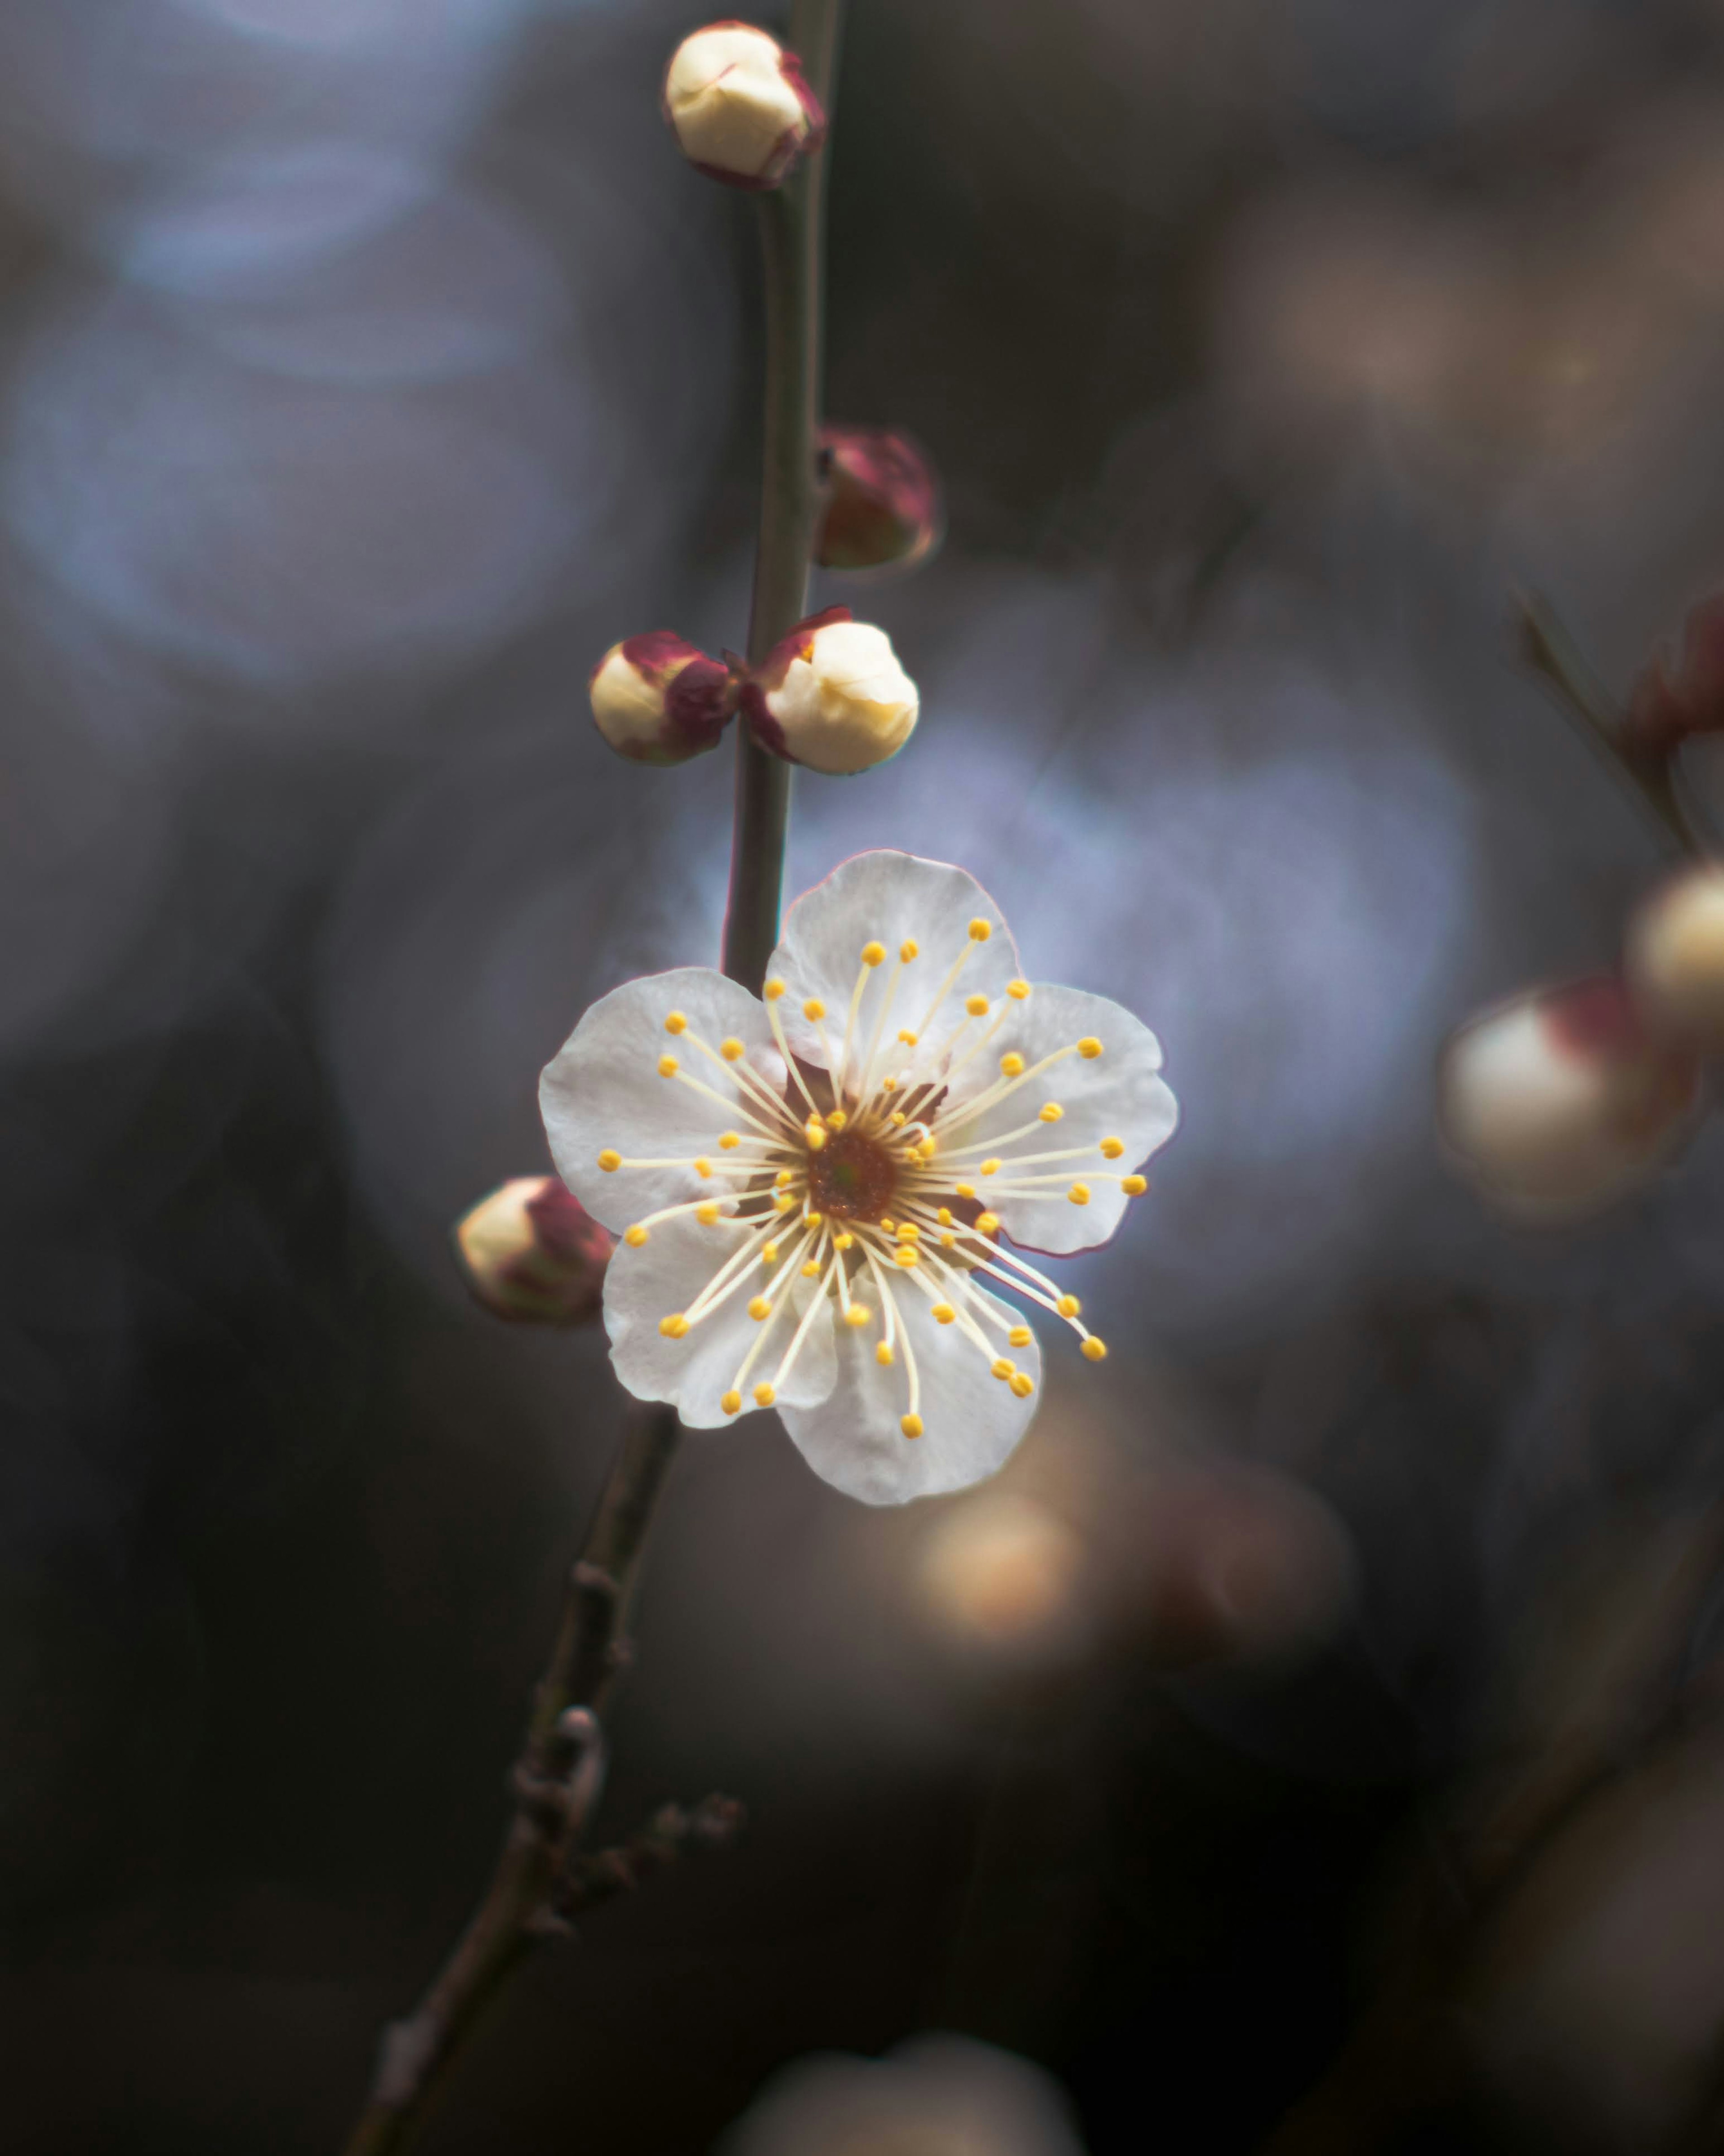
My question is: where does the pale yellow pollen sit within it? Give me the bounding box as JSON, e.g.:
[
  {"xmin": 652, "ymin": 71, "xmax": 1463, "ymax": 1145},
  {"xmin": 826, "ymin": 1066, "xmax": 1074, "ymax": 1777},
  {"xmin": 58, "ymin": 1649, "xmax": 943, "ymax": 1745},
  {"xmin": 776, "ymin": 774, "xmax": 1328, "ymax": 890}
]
[
  {"xmin": 968, "ymin": 919, "xmax": 992, "ymax": 942},
  {"xmin": 976, "ymin": 1212, "xmax": 1001, "ymax": 1235},
  {"xmin": 1069, "ymin": 1184, "xmax": 1091, "ymax": 1206},
  {"xmin": 901, "ymin": 1413, "xmax": 924, "ymax": 1438},
  {"xmin": 876, "ymin": 1342, "xmax": 895, "ymax": 1367},
  {"xmin": 721, "ymin": 1390, "xmax": 743, "ymax": 1415},
  {"xmin": 598, "ymin": 1149, "xmax": 621, "ymax": 1172},
  {"xmin": 803, "ymin": 998, "xmax": 826, "ymax": 1020},
  {"xmin": 720, "ymin": 1036, "xmax": 745, "ymax": 1062},
  {"xmin": 954, "ymin": 1182, "xmax": 976, "ymax": 1199},
  {"xmin": 862, "ymin": 941, "xmax": 887, "ymax": 967},
  {"xmin": 806, "ymin": 1210, "xmax": 823, "ymax": 1226},
  {"xmin": 1057, "ymin": 1294, "xmax": 1081, "ymax": 1318},
  {"xmin": 694, "ymin": 1157, "xmax": 712, "ymax": 1177},
  {"xmin": 625, "ymin": 1225, "xmax": 648, "ymax": 1248},
  {"xmin": 754, "ymin": 1381, "xmax": 777, "ymax": 1406},
  {"xmin": 895, "ymin": 1221, "xmax": 920, "ymax": 1241},
  {"xmin": 894, "ymin": 1245, "xmax": 919, "ymax": 1267},
  {"xmin": 764, "ymin": 978, "xmax": 786, "ymax": 1001},
  {"xmin": 720, "ymin": 1132, "xmax": 741, "ymax": 1151},
  {"xmin": 881, "ymin": 1217, "xmax": 896, "ymax": 1233},
  {"xmin": 897, "ymin": 1030, "xmax": 918, "ymax": 1045},
  {"xmin": 990, "ymin": 1358, "xmax": 1014, "ymax": 1380},
  {"xmin": 980, "ymin": 1158, "xmax": 1001, "ymax": 1177},
  {"xmin": 881, "ymin": 1077, "xmax": 898, "ymax": 1093},
  {"xmin": 900, "ymin": 939, "xmax": 919, "ymax": 961},
  {"xmin": 748, "ymin": 1296, "xmax": 772, "ymax": 1321},
  {"xmin": 696, "ymin": 1202, "xmax": 721, "ymax": 1226},
  {"xmin": 659, "ymin": 1314, "xmax": 689, "ymax": 1338},
  {"xmin": 801, "ymin": 1261, "xmax": 821, "ymax": 1279},
  {"xmin": 775, "ymin": 1168, "xmax": 793, "ymax": 1186},
  {"xmin": 1039, "ymin": 1102, "xmax": 1064, "ymax": 1123},
  {"xmin": 937, "ymin": 1207, "xmax": 954, "ymax": 1227},
  {"xmin": 1000, "ymin": 1052, "xmax": 1025, "ymax": 1077},
  {"xmin": 915, "ymin": 1138, "xmax": 937, "ymax": 1162},
  {"xmin": 844, "ymin": 1304, "xmax": 873, "ymax": 1328},
  {"xmin": 762, "ymin": 1241, "xmax": 780, "ymax": 1263},
  {"xmin": 664, "ymin": 1011, "xmax": 687, "ymax": 1035},
  {"xmin": 932, "ymin": 1303, "xmax": 956, "ymax": 1324},
  {"xmin": 773, "ymin": 1192, "xmax": 796, "ymax": 1212},
  {"xmin": 1099, "ymin": 1137, "xmax": 1124, "ymax": 1160},
  {"xmin": 834, "ymin": 1231, "xmax": 854, "ymax": 1251},
  {"xmin": 1008, "ymin": 1325, "xmax": 1032, "ymax": 1347},
  {"xmin": 1122, "ymin": 1175, "xmax": 1148, "ymax": 1196},
  {"xmin": 889, "ymin": 1111, "xmax": 907, "ymax": 1126},
  {"xmin": 805, "ymin": 1120, "xmax": 827, "ymax": 1151},
  {"xmin": 1009, "ymin": 1372, "xmax": 1034, "ymax": 1398},
  {"xmin": 657, "ymin": 1054, "xmax": 679, "ymax": 1078},
  {"xmin": 940, "ymin": 1233, "xmax": 955, "ymax": 1249},
  {"xmin": 826, "ymin": 1109, "xmax": 848, "ymax": 1130},
  {"xmin": 1082, "ymin": 1337, "xmax": 1107, "ymax": 1362},
  {"xmin": 1078, "ymin": 1037, "xmax": 1103, "ymax": 1059},
  {"xmin": 965, "ymin": 993, "xmax": 989, "ymax": 1017},
  {"xmin": 1007, "ymin": 979, "xmax": 1030, "ymax": 1001}
]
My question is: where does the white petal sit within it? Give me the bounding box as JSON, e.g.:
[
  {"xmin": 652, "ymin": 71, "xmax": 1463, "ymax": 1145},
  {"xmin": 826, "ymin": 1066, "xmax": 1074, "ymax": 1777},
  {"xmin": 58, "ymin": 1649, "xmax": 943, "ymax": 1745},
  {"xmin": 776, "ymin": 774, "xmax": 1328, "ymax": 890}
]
[
  {"xmin": 604, "ymin": 1212, "xmax": 837, "ymax": 1428},
  {"xmin": 950, "ymin": 982, "xmax": 1177, "ymax": 1255},
  {"xmin": 539, "ymin": 966, "xmax": 785, "ymax": 1235},
  {"xmin": 767, "ymin": 851, "xmax": 1024, "ymax": 1074},
  {"xmin": 779, "ymin": 1277, "xmax": 1040, "ymax": 1505}
]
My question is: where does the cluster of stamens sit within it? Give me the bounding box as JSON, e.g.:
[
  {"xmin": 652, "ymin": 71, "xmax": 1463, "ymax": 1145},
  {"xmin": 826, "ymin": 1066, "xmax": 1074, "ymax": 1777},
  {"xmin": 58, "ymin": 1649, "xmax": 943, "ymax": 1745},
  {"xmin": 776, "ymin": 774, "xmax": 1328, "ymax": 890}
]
[{"xmin": 597, "ymin": 922, "xmax": 1149, "ymax": 1440}]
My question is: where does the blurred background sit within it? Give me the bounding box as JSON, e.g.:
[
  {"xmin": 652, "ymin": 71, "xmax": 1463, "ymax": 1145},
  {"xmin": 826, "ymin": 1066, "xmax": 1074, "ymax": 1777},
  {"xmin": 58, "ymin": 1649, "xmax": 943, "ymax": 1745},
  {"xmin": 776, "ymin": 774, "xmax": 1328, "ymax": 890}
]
[{"xmin": 5, "ymin": 0, "xmax": 1724, "ymax": 2150}]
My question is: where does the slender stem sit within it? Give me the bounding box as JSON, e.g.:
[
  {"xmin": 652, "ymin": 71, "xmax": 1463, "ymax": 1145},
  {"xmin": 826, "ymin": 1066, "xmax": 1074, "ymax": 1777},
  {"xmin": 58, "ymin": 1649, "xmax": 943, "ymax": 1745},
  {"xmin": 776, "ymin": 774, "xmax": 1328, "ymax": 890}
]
[{"xmin": 722, "ymin": 0, "xmax": 846, "ymax": 992}]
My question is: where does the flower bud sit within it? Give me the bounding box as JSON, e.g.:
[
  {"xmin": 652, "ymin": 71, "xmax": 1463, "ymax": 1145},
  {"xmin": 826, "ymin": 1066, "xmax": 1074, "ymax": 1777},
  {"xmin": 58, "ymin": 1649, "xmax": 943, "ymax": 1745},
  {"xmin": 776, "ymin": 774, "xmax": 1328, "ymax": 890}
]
[
  {"xmin": 741, "ymin": 605, "xmax": 919, "ymax": 776},
  {"xmin": 661, "ymin": 23, "xmax": 824, "ymax": 192},
  {"xmin": 589, "ymin": 632, "xmax": 737, "ymax": 766},
  {"xmin": 1437, "ymin": 977, "xmax": 1700, "ymax": 1222},
  {"xmin": 1628, "ymin": 592, "xmax": 1724, "ymax": 755},
  {"xmin": 816, "ymin": 424, "xmax": 943, "ymax": 577},
  {"xmin": 454, "ymin": 1177, "xmax": 613, "ymax": 1325},
  {"xmin": 1626, "ymin": 864, "xmax": 1724, "ymax": 1052}
]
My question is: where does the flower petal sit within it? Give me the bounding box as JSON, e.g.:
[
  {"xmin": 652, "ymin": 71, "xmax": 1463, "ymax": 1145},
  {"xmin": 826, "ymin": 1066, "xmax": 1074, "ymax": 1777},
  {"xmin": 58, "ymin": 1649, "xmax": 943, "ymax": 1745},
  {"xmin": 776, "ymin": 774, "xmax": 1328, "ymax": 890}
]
[
  {"xmin": 604, "ymin": 1212, "xmax": 837, "ymax": 1427},
  {"xmin": 540, "ymin": 966, "xmax": 785, "ymax": 1235},
  {"xmin": 951, "ymin": 982, "xmax": 1177, "ymax": 1255},
  {"xmin": 779, "ymin": 1277, "xmax": 1040, "ymax": 1505},
  {"xmin": 767, "ymin": 851, "xmax": 1024, "ymax": 1073}
]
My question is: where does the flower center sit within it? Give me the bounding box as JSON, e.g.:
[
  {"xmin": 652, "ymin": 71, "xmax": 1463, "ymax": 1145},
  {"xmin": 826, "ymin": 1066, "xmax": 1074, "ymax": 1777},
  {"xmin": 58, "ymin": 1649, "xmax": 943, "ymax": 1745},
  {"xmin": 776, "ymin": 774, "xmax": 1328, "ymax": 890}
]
[{"xmin": 805, "ymin": 1125, "xmax": 897, "ymax": 1221}]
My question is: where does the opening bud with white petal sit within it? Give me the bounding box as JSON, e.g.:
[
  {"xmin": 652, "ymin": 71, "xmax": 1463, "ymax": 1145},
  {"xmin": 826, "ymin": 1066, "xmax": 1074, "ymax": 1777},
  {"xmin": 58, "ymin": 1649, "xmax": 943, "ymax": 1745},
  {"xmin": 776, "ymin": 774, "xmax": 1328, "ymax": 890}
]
[
  {"xmin": 661, "ymin": 22, "xmax": 825, "ymax": 192},
  {"xmin": 1437, "ymin": 976, "xmax": 1701, "ymax": 1222},
  {"xmin": 1626, "ymin": 864, "xmax": 1724, "ymax": 1052},
  {"xmin": 740, "ymin": 604, "xmax": 919, "ymax": 775},
  {"xmin": 454, "ymin": 1177, "xmax": 614, "ymax": 1325},
  {"xmin": 589, "ymin": 632, "xmax": 738, "ymax": 766},
  {"xmin": 816, "ymin": 424, "xmax": 944, "ymax": 577}
]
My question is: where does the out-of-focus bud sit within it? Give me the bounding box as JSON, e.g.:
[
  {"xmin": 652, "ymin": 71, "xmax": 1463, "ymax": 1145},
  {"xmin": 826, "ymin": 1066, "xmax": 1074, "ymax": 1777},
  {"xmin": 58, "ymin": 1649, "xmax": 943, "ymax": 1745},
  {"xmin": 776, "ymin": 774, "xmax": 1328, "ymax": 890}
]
[
  {"xmin": 454, "ymin": 1177, "xmax": 613, "ymax": 1325},
  {"xmin": 1626, "ymin": 864, "xmax": 1724, "ymax": 1051},
  {"xmin": 661, "ymin": 23, "xmax": 824, "ymax": 192},
  {"xmin": 1437, "ymin": 977, "xmax": 1701, "ymax": 1222},
  {"xmin": 589, "ymin": 632, "xmax": 737, "ymax": 766},
  {"xmin": 1628, "ymin": 592, "xmax": 1724, "ymax": 754},
  {"xmin": 741, "ymin": 605, "xmax": 919, "ymax": 775},
  {"xmin": 816, "ymin": 424, "xmax": 943, "ymax": 577}
]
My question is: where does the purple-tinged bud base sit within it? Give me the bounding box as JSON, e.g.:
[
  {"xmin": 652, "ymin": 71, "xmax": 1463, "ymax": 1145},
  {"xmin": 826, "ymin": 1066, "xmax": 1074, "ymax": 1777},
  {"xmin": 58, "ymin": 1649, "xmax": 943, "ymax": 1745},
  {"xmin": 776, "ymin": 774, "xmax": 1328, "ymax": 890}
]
[
  {"xmin": 589, "ymin": 630, "xmax": 739, "ymax": 767},
  {"xmin": 455, "ymin": 1176, "xmax": 614, "ymax": 1325},
  {"xmin": 818, "ymin": 424, "xmax": 943, "ymax": 576}
]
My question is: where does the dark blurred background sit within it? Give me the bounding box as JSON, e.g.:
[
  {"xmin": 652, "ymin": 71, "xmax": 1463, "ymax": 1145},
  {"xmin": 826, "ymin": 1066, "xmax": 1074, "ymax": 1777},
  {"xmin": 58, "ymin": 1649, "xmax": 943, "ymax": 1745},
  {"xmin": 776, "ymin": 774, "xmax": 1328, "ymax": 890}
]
[{"xmin": 6, "ymin": 1, "xmax": 1724, "ymax": 2151}]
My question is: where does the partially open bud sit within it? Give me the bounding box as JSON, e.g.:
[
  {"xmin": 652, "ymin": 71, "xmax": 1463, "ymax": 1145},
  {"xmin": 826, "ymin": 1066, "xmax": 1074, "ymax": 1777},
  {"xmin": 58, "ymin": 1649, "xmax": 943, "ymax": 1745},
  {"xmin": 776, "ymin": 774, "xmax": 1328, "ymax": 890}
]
[
  {"xmin": 740, "ymin": 605, "xmax": 919, "ymax": 775},
  {"xmin": 1437, "ymin": 977, "xmax": 1701, "ymax": 1222},
  {"xmin": 1628, "ymin": 592, "xmax": 1724, "ymax": 755},
  {"xmin": 661, "ymin": 23, "xmax": 824, "ymax": 192},
  {"xmin": 589, "ymin": 633, "xmax": 737, "ymax": 766},
  {"xmin": 816, "ymin": 425, "xmax": 943, "ymax": 577},
  {"xmin": 1626, "ymin": 864, "xmax": 1724, "ymax": 1052},
  {"xmin": 454, "ymin": 1177, "xmax": 613, "ymax": 1325}
]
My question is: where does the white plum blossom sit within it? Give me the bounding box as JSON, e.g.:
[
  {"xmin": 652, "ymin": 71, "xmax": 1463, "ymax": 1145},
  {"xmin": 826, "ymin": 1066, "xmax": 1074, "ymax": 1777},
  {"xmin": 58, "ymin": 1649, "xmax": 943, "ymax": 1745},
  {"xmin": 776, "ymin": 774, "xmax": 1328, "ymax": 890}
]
[{"xmin": 541, "ymin": 852, "xmax": 1177, "ymax": 1505}]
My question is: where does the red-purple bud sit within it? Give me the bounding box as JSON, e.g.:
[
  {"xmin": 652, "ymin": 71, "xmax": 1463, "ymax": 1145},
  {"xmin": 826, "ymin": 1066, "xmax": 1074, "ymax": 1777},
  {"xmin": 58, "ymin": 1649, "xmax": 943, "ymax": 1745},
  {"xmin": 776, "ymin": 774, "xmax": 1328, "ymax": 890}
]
[
  {"xmin": 589, "ymin": 632, "xmax": 738, "ymax": 766},
  {"xmin": 816, "ymin": 425, "xmax": 944, "ymax": 577},
  {"xmin": 661, "ymin": 23, "xmax": 825, "ymax": 192},
  {"xmin": 454, "ymin": 1177, "xmax": 613, "ymax": 1325},
  {"xmin": 1628, "ymin": 593, "xmax": 1724, "ymax": 755}
]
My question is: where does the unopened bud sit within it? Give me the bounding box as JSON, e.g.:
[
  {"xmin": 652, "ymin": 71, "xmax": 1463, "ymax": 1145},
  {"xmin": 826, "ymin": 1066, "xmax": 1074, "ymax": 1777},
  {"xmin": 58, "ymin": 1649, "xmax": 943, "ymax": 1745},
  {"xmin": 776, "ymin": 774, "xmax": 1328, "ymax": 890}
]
[
  {"xmin": 1628, "ymin": 592, "xmax": 1724, "ymax": 755},
  {"xmin": 816, "ymin": 424, "xmax": 943, "ymax": 577},
  {"xmin": 741, "ymin": 605, "xmax": 919, "ymax": 776},
  {"xmin": 454, "ymin": 1177, "xmax": 613, "ymax": 1325},
  {"xmin": 661, "ymin": 22, "xmax": 824, "ymax": 192},
  {"xmin": 1437, "ymin": 977, "xmax": 1700, "ymax": 1222},
  {"xmin": 589, "ymin": 633, "xmax": 737, "ymax": 766},
  {"xmin": 1626, "ymin": 864, "xmax": 1724, "ymax": 1052}
]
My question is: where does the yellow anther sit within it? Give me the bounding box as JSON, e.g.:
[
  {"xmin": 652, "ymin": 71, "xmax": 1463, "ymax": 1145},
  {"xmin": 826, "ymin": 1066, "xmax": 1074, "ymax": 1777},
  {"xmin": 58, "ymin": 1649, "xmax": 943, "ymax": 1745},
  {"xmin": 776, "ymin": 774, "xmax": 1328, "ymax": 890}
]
[
  {"xmin": 1009, "ymin": 1372, "xmax": 1034, "ymax": 1398},
  {"xmin": 624, "ymin": 1225, "xmax": 648, "ymax": 1248},
  {"xmin": 965, "ymin": 993, "xmax": 989, "ymax": 1017},
  {"xmin": 657, "ymin": 1054, "xmax": 679, "ymax": 1078},
  {"xmin": 1000, "ymin": 1052, "xmax": 1025, "ymax": 1077},
  {"xmin": 916, "ymin": 1139, "xmax": 937, "ymax": 1163},
  {"xmin": 844, "ymin": 1304, "xmax": 873, "ymax": 1328},
  {"xmin": 862, "ymin": 941, "xmax": 887, "ymax": 967},
  {"xmin": 748, "ymin": 1296, "xmax": 772, "ymax": 1321},
  {"xmin": 664, "ymin": 1011, "xmax": 687, "ymax": 1035},
  {"xmin": 896, "ymin": 1221, "xmax": 921, "ymax": 1241},
  {"xmin": 1069, "ymin": 1183, "xmax": 1091, "ymax": 1206},
  {"xmin": 954, "ymin": 1182, "xmax": 976, "ymax": 1199},
  {"xmin": 762, "ymin": 1242, "xmax": 779, "ymax": 1264},
  {"xmin": 1039, "ymin": 1102, "xmax": 1064, "ymax": 1123},
  {"xmin": 826, "ymin": 1109, "xmax": 848, "ymax": 1130},
  {"xmin": 901, "ymin": 1413, "xmax": 924, "ymax": 1438},
  {"xmin": 932, "ymin": 1303, "xmax": 956, "ymax": 1325},
  {"xmin": 990, "ymin": 1358, "xmax": 1014, "ymax": 1380},
  {"xmin": 721, "ymin": 1390, "xmax": 743, "ymax": 1416},
  {"xmin": 802, "ymin": 1261, "xmax": 821, "ymax": 1279},
  {"xmin": 1122, "ymin": 1175, "xmax": 1148, "ymax": 1196},
  {"xmin": 881, "ymin": 1217, "xmax": 896, "ymax": 1232},
  {"xmin": 694, "ymin": 1157, "xmax": 712, "ymax": 1177},
  {"xmin": 1082, "ymin": 1337, "xmax": 1108, "ymax": 1362},
  {"xmin": 889, "ymin": 1111, "xmax": 907, "ymax": 1126},
  {"xmin": 976, "ymin": 1212, "xmax": 1001, "ymax": 1235},
  {"xmin": 881, "ymin": 1076, "xmax": 898, "ymax": 1093},
  {"xmin": 1100, "ymin": 1137, "xmax": 1124, "ymax": 1160},
  {"xmin": 900, "ymin": 938, "xmax": 919, "ymax": 961},
  {"xmin": 775, "ymin": 1193, "xmax": 796, "ymax": 1212},
  {"xmin": 940, "ymin": 1233, "xmax": 955, "ymax": 1248},
  {"xmin": 775, "ymin": 1168, "xmax": 793, "ymax": 1186},
  {"xmin": 720, "ymin": 1132, "xmax": 741, "ymax": 1150},
  {"xmin": 807, "ymin": 1210, "xmax": 823, "ymax": 1225},
  {"xmin": 894, "ymin": 1245, "xmax": 919, "ymax": 1267},
  {"xmin": 968, "ymin": 918, "xmax": 992, "ymax": 942},
  {"xmin": 764, "ymin": 978, "xmax": 786, "ymax": 1001},
  {"xmin": 876, "ymin": 1342, "xmax": 895, "ymax": 1367},
  {"xmin": 980, "ymin": 1158, "xmax": 1001, "ymax": 1177},
  {"xmin": 598, "ymin": 1149, "xmax": 622, "ymax": 1172},
  {"xmin": 1007, "ymin": 979, "xmax": 1030, "ymax": 1001},
  {"xmin": 937, "ymin": 1207, "xmax": 953, "ymax": 1226},
  {"xmin": 897, "ymin": 1029, "xmax": 919, "ymax": 1045},
  {"xmin": 696, "ymin": 1202, "xmax": 721, "ymax": 1226},
  {"xmin": 659, "ymin": 1314, "xmax": 688, "ymax": 1338},
  {"xmin": 1078, "ymin": 1037, "xmax": 1103, "ymax": 1059},
  {"xmin": 1009, "ymin": 1325, "xmax": 1032, "ymax": 1347},
  {"xmin": 805, "ymin": 1121, "xmax": 828, "ymax": 1151},
  {"xmin": 803, "ymin": 997, "xmax": 826, "ymax": 1020},
  {"xmin": 720, "ymin": 1036, "xmax": 745, "ymax": 1062},
  {"xmin": 754, "ymin": 1382, "xmax": 777, "ymax": 1407},
  {"xmin": 1057, "ymin": 1294, "xmax": 1081, "ymax": 1318},
  {"xmin": 834, "ymin": 1231, "xmax": 854, "ymax": 1251}
]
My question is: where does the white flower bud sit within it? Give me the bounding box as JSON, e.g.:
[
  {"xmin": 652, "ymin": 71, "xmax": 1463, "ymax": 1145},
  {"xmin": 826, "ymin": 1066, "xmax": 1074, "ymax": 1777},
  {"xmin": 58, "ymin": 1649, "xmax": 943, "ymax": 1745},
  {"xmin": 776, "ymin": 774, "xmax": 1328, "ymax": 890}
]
[
  {"xmin": 454, "ymin": 1177, "xmax": 613, "ymax": 1325},
  {"xmin": 1437, "ymin": 977, "xmax": 1700, "ymax": 1222},
  {"xmin": 1625, "ymin": 864, "xmax": 1724, "ymax": 1052},
  {"xmin": 589, "ymin": 632, "xmax": 737, "ymax": 766},
  {"xmin": 742, "ymin": 606, "xmax": 919, "ymax": 775},
  {"xmin": 661, "ymin": 23, "xmax": 824, "ymax": 192}
]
